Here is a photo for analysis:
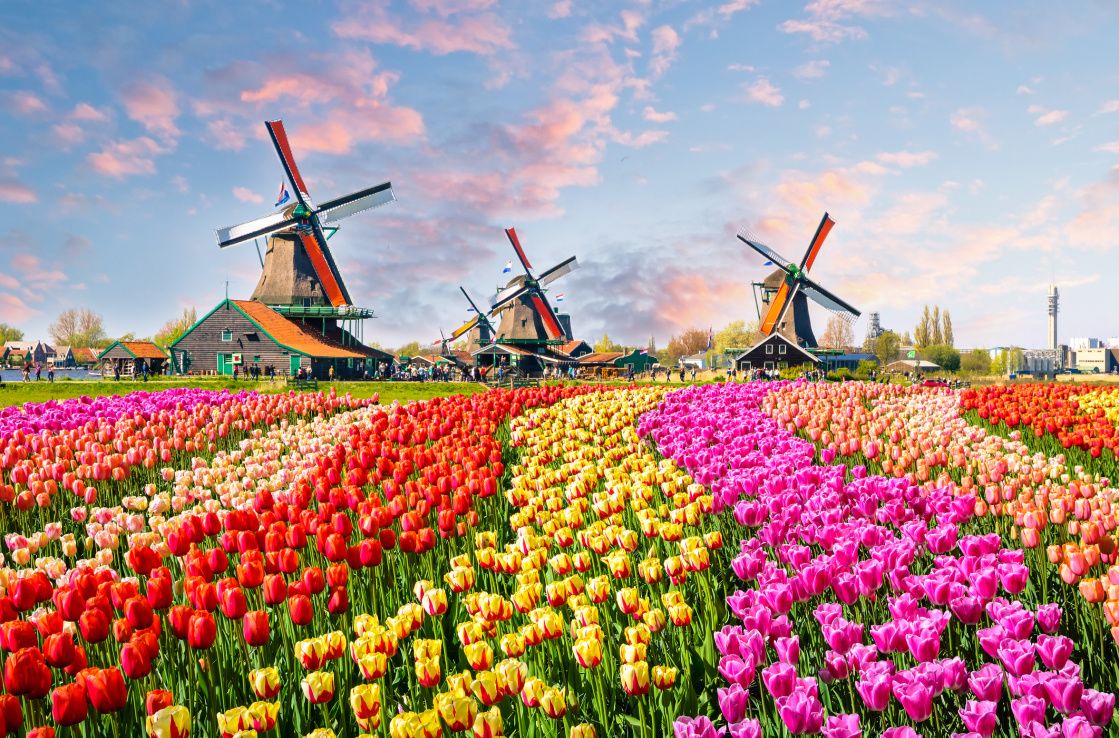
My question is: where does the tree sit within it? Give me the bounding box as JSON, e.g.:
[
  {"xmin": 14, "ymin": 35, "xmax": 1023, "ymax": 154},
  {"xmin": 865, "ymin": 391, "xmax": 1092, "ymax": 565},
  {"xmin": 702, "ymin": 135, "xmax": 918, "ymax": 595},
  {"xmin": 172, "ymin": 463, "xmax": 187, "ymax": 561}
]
[
  {"xmin": 922, "ymin": 344, "xmax": 961, "ymax": 372},
  {"xmin": 647, "ymin": 335, "xmax": 657, "ymax": 355},
  {"xmin": 0, "ymin": 323, "xmax": 23, "ymax": 343},
  {"xmin": 961, "ymin": 349, "xmax": 991, "ymax": 374},
  {"xmin": 50, "ymin": 308, "xmax": 108, "ymax": 348},
  {"xmin": 930, "ymin": 306, "xmax": 943, "ymax": 345},
  {"xmin": 942, "ymin": 310, "xmax": 954, "ymax": 347},
  {"xmin": 395, "ymin": 341, "xmax": 423, "ymax": 358},
  {"xmin": 710, "ymin": 320, "xmax": 759, "ymax": 370},
  {"xmin": 874, "ymin": 331, "xmax": 901, "ymax": 366},
  {"xmin": 818, "ymin": 315, "xmax": 855, "ymax": 350},
  {"xmin": 152, "ymin": 307, "xmax": 198, "ymax": 348},
  {"xmin": 914, "ymin": 306, "xmax": 932, "ymax": 348},
  {"xmin": 594, "ymin": 334, "xmax": 625, "ymax": 353},
  {"xmin": 666, "ymin": 328, "xmax": 710, "ymax": 364}
]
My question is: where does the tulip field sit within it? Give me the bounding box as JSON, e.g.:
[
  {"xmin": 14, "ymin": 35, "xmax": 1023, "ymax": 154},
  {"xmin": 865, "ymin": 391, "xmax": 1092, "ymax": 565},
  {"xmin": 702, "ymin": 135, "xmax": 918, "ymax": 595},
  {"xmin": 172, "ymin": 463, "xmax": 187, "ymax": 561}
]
[{"xmin": 0, "ymin": 382, "xmax": 1118, "ymax": 738}]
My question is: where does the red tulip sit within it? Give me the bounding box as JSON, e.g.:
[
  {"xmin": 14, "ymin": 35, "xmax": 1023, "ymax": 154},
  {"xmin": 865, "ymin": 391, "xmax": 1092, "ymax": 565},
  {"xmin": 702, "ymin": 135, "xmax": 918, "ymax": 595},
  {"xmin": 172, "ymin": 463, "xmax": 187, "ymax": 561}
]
[
  {"xmin": 187, "ymin": 612, "xmax": 216, "ymax": 649},
  {"xmin": 85, "ymin": 667, "xmax": 127, "ymax": 713},
  {"xmin": 79, "ymin": 609, "xmax": 110, "ymax": 644},
  {"xmin": 301, "ymin": 567, "xmax": 325, "ymax": 595},
  {"xmin": 288, "ymin": 594, "xmax": 313, "ymax": 626},
  {"xmin": 220, "ymin": 588, "xmax": 248, "ymax": 620},
  {"xmin": 64, "ymin": 645, "xmax": 88, "ymax": 676},
  {"xmin": 146, "ymin": 689, "xmax": 173, "ymax": 716},
  {"xmin": 120, "ymin": 641, "xmax": 152, "ymax": 679},
  {"xmin": 237, "ymin": 560, "xmax": 264, "ymax": 589},
  {"xmin": 263, "ymin": 575, "xmax": 286, "ymax": 606},
  {"xmin": 146, "ymin": 577, "xmax": 172, "ymax": 611},
  {"xmin": 4, "ymin": 647, "xmax": 52, "ymax": 698},
  {"xmin": 113, "ymin": 618, "xmax": 133, "ymax": 644},
  {"xmin": 1, "ymin": 620, "xmax": 38, "ymax": 652},
  {"xmin": 327, "ymin": 587, "xmax": 349, "ymax": 615},
  {"xmin": 0, "ymin": 693, "xmax": 21, "ymax": 733},
  {"xmin": 43, "ymin": 631, "xmax": 76, "ymax": 668},
  {"xmin": 124, "ymin": 597, "xmax": 154, "ymax": 629},
  {"xmin": 27, "ymin": 727, "xmax": 55, "ymax": 738},
  {"xmin": 168, "ymin": 606, "xmax": 193, "ymax": 641},
  {"xmin": 51, "ymin": 682, "xmax": 87, "ymax": 726},
  {"xmin": 243, "ymin": 611, "xmax": 269, "ymax": 647}
]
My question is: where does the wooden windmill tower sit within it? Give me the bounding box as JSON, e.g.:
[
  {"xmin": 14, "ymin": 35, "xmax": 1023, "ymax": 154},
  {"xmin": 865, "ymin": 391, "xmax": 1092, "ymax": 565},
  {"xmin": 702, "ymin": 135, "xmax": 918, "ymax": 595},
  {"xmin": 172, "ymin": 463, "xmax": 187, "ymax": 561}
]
[
  {"xmin": 489, "ymin": 228, "xmax": 578, "ymax": 343},
  {"xmin": 215, "ymin": 119, "xmax": 395, "ymax": 346},
  {"xmin": 738, "ymin": 212, "xmax": 860, "ymax": 348}
]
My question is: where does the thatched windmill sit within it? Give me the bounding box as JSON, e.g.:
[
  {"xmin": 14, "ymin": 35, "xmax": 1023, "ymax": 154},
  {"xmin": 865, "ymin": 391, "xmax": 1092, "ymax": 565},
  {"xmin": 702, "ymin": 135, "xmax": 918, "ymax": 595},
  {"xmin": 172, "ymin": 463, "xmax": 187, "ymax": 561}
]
[{"xmin": 738, "ymin": 212, "xmax": 860, "ymax": 348}]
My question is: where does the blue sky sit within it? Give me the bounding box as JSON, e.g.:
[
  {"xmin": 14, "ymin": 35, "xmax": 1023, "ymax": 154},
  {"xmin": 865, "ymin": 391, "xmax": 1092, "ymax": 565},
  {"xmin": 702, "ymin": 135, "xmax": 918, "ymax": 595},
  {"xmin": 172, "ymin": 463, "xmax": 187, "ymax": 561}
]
[{"xmin": 1, "ymin": 0, "xmax": 1117, "ymax": 349}]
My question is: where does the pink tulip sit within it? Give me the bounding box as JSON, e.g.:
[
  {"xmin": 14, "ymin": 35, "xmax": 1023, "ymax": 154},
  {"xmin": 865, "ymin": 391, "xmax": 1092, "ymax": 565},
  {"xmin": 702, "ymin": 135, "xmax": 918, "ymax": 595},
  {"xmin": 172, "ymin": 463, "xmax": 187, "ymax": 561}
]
[
  {"xmin": 1011, "ymin": 695, "xmax": 1047, "ymax": 728},
  {"xmin": 959, "ymin": 700, "xmax": 998, "ymax": 737},
  {"xmin": 1081, "ymin": 689, "xmax": 1115, "ymax": 726},
  {"xmin": 1036, "ymin": 635, "xmax": 1073, "ymax": 670},
  {"xmin": 1044, "ymin": 673, "xmax": 1084, "ymax": 714},
  {"xmin": 776, "ymin": 689, "xmax": 823, "ymax": 735},
  {"xmin": 762, "ymin": 661, "xmax": 798, "ymax": 699},
  {"xmin": 822, "ymin": 713, "xmax": 860, "ymax": 738},
  {"xmin": 997, "ymin": 639, "xmax": 1036, "ymax": 677}
]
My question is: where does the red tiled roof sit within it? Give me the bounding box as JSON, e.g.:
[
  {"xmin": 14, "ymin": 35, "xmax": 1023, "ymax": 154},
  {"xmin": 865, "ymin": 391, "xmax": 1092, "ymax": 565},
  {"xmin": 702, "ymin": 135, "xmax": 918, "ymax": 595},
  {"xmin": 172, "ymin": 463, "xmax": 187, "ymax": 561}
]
[
  {"xmin": 232, "ymin": 300, "xmax": 376, "ymax": 359},
  {"xmin": 120, "ymin": 341, "xmax": 169, "ymax": 360},
  {"xmin": 71, "ymin": 347, "xmax": 97, "ymax": 363},
  {"xmin": 558, "ymin": 340, "xmax": 586, "ymax": 355},
  {"xmin": 579, "ymin": 351, "xmax": 624, "ymax": 365}
]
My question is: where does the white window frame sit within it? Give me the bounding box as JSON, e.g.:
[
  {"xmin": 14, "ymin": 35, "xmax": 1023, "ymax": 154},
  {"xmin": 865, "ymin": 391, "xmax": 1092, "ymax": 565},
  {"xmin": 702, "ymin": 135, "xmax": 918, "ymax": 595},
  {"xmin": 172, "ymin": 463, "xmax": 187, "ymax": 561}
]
[
  {"xmin": 766, "ymin": 343, "xmax": 774, "ymax": 355},
  {"xmin": 221, "ymin": 330, "xmax": 233, "ymax": 342},
  {"xmin": 779, "ymin": 343, "xmax": 787, "ymax": 355}
]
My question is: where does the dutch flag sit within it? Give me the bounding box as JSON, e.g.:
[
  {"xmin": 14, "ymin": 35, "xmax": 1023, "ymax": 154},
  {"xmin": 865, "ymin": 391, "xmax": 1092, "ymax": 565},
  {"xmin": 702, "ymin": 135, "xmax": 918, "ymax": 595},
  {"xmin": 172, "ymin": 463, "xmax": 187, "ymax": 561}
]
[
  {"xmin": 706, "ymin": 328, "xmax": 714, "ymax": 351},
  {"xmin": 275, "ymin": 182, "xmax": 291, "ymax": 208},
  {"xmin": 502, "ymin": 261, "xmax": 513, "ymax": 274},
  {"xmin": 763, "ymin": 260, "xmax": 773, "ymax": 266},
  {"xmin": 555, "ymin": 293, "xmax": 565, "ymax": 302}
]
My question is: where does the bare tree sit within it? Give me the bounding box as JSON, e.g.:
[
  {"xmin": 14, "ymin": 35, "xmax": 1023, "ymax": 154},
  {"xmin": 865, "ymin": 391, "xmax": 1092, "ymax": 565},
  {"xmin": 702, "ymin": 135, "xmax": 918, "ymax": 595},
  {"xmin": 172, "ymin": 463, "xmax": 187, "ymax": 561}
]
[
  {"xmin": 818, "ymin": 314, "xmax": 855, "ymax": 350},
  {"xmin": 49, "ymin": 308, "xmax": 108, "ymax": 348},
  {"xmin": 666, "ymin": 328, "xmax": 711, "ymax": 363}
]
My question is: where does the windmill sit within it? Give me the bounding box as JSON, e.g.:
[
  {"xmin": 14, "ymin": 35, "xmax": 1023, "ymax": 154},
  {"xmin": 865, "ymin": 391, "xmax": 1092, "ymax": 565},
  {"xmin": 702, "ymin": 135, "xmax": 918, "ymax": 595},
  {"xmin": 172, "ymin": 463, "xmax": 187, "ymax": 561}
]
[
  {"xmin": 737, "ymin": 212, "xmax": 860, "ymax": 348},
  {"xmin": 449, "ymin": 286, "xmax": 496, "ymax": 346},
  {"xmin": 489, "ymin": 227, "xmax": 578, "ymax": 343},
  {"xmin": 215, "ymin": 119, "xmax": 395, "ymax": 310}
]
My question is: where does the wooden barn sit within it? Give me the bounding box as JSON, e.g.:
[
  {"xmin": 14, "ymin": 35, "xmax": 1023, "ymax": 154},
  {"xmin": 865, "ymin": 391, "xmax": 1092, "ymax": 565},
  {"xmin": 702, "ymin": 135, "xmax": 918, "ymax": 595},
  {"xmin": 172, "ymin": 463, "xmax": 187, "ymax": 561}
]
[
  {"xmin": 734, "ymin": 333, "xmax": 818, "ymax": 373},
  {"xmin": 170, "ymin": 299, "xmax": 393, "ymax": 379},
  {"xmin": 99, "ymin": 341, "xmax": 170, "ymax": 376}
]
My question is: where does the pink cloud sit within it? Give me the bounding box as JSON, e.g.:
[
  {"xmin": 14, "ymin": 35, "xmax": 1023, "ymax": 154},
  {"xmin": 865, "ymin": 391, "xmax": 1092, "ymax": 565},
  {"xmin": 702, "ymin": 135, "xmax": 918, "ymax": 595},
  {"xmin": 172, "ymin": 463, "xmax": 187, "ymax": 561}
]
[
  {"xmin": 333, "ymin": 3, "xmax": 514, "ymax": 55},
  {"xmin": 409, "ymin": 0, "xmax": 495, "ymax": 15},
  {"xmin": 547, "ymin": 0, "xmax": 572, "ymax": 19},
  {"xmin": 0, "ymin": 293, "xmax": 35, "ymax": 323},
  {"xmin": 793, "ymin": 59, "xmax": 830, "ymax": 80},
  {"xmin": 743, "ymin": 78, "xmax": 784, "ymax": 107},
  {"xmin": 290, "ymin": 104, "xmax": 425, "ymax": 154},
  {"xmin": 685, "ymin": 0, "xmax": 760, "ymax": 34},
  {"xmin": 9, "ymin": 91, "xmax": 46, "ymax": 115},
  {"xmin": 52, "ymin": 123, "xmax": 85, "ymax": 148},
  {"xmin": 876, "ymin": 150, "xmax": 938, "ymax": 168},
  {"xmin": 643, "ymin": 106, "xmax": 677, "ymax": 122},
  {"xmin": 120, "ymin": 77, "xmax": 180, "ymax": 140},
  {"xmin": 0, "ymin": 181, "xmax": 36, "ymax": 204},
  {"xmin": 649, "ymin": 25, "xmax": 680, "ymax": 79},
  {"xmin": 207, "ymin": 118, "xmax": 247, "ymax": 151},
  {"xmin": 232, "ymin": 186, "xmax": 264, "ymax": 204},
  {"xmin": 614, "ymin": 129, "xmax": 668, "ymax": 147},
  {"xmin": 87, "ymin": 137, "xmax": 164, "ymax": 177},
  {"xmin": 1028, "ymin": 105, "xmax": 1069, "ymax": 126},
  {"xmin": 71, "ymin": 102, "xmax": 109, "ymax": 122}
]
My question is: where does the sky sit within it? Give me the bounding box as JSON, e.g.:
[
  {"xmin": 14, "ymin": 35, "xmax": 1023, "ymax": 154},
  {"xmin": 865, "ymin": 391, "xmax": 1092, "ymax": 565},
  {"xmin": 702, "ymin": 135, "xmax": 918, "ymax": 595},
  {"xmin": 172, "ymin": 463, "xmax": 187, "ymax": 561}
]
[{"xmin": 1, "ymin": 0, "xmax": 1118, "ymax": 350}]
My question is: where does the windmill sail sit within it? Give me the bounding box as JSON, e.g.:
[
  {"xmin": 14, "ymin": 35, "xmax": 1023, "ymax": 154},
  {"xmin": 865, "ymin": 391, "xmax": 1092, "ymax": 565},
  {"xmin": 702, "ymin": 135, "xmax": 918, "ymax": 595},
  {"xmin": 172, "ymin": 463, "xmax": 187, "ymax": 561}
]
[
  {"xmin": 538, "ymin": 256, "xmax": 579, "ymax": 286},
  {"xmin": 800, "ymin": 279, "xmax": 860, "ymax": 320},
  {"xmin": 737, "ymin": 233, "xmax": 795, "ymax": 272}
]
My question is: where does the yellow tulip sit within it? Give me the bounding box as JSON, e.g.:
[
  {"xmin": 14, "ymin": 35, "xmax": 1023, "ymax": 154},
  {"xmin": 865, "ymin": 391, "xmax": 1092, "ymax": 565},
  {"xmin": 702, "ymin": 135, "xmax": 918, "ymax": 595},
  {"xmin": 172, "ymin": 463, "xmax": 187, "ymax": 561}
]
[
  {"xmin": 301, "ymin": 671, "xmax": 336, "ymax": 704},
  {"xmin": 435, "ymin": 692, "xmax": 478, "ymax": 731},
  {"xmin": 652, "ymin": 664, "xmax": 677, "ymax": 690},
  {"xmin": 472, "ymin": 705, "xmax": 503, "ymax": 738},
  {"xmin": 353, "ymin": 613, "xmax": 381, "ymax": 637},
  {"xmin": 445, "ymin": 670, "xmax": 474, "ymax": 698},
  {"xmin": 295, "ymin": 637, "xmax": 326, "ymax": 670},
  {"xmin": 621, "ymin": 661, "xmax": 650, "ymax": 696},
  {"xmin": 457, "ymin": 621, "xmax": 485, "ymax": 646},
  {"xmin": 413, "ymin": 579, "xmax": 433, "ymax": 601},
  {"xmin": 496, "ymin": 658, "xmax": 527, "ymax": 695},
  {"xmin": 350, "ymin": 683, "xmax": 381, "ymax": 723},
  {"xmin": 248, "ymin": 701, "xmax": 279, "ymax": 732},
  {"xmin": 146, "ymin": 705, "xmax": 191, "ymax": 738},
  {"xmin": 470, "ymin": 670, "xmax": 503, "ymax": 706},
  {"xmin": 356, "ymin": 651, "xmax": 388, "ymax": 680},
  {"xmin": 218, "ymin": 706, "xmax": 251, "ymax": 736},
  {"xmin": 304, "ymin": 730, "xmax": 335, "ymax": 738},
  {"xmin": 643, "ymin": 608, "xmax": 667, "ymax": 633},
  {"xmin": 500, "ymin": 633, "xmax": 525, "ymax": 658},
  {"xmin": 573, "ymin": 637, "xmax": 603, "ymax": 669},
  {"xmin": 616, "ymin": 586, "xmax": 639, "ymax": 615},
  {"xmin": 570, "ymin": 723, "xmax": 597, "ymax": 738},
  {"xmin": 249, "ymin": 667, "xmax": 281, "ymax": 699},
  {"xmin": 520, "ymin": 677, "xmax": 546, "ymax": 708},
  {"xmin": 464, "ymin": 641, "xmax": 494, "ymax": 670},
  {"xmin": 540, "ymin": 687, "xmax": 567, "ymax": 719},
  {"xmin": 619, "ymin": 642, "xmax": 647, "ymax": 664},
  {"xmin": 624, "ymin": 623, "xmax": 651, "ymax": 646},
  {"xmin": 415, "ymin": 656, "xmax": 442, "ymax": 688},
  {"xmin": 414, "ymin": 639, "xmax": 442, "ymax": 660},
  {"xmin": 421, "ymin": 588, "xmax": 448, "ymax": 617}
]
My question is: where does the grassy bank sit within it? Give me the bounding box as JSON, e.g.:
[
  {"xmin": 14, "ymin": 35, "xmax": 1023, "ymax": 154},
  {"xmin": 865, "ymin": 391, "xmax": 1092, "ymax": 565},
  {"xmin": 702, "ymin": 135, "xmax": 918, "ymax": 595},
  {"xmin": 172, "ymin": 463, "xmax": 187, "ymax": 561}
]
[{"xmin": 0, "ymin": 377, "xmax": 488, "ymax": 408}]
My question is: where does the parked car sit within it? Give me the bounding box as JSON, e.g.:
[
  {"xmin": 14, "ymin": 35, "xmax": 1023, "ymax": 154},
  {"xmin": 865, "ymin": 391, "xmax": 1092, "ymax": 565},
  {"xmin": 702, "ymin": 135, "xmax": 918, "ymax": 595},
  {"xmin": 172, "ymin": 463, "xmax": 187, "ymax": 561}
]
[{"xmin": 922, "ymin": 379, "xmax": 949, "ymax": 388}]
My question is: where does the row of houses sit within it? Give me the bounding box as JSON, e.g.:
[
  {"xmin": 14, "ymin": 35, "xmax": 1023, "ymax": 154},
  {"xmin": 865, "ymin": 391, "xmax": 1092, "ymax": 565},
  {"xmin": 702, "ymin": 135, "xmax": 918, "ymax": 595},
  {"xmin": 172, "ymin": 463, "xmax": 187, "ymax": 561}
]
[{"xmin": 2, "ymin": 342, "xmax": 100, "ymax": 367}]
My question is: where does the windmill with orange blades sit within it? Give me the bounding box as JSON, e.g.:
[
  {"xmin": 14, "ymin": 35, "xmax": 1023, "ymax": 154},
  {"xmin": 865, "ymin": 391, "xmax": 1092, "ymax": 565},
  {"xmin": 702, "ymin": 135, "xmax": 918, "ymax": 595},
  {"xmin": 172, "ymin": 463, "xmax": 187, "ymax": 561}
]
[
  {"xmin": 738, "ymin": 212, "xmax": 860, "ymax": 348},
  {"xmin": 488, "ymin": 227, "xmax": 578, "ymax": 344}
]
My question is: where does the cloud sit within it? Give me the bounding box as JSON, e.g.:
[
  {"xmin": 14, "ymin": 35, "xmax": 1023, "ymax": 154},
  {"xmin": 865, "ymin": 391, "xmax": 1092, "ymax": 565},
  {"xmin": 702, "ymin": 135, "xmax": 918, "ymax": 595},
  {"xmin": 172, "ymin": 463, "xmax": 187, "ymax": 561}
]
[
  {"xmin": 1027, "ymin": 105, "xmax": 1068, "ymax": 127},
  {"xmin": 232, "ymin": 186, "xmax": 264, "ymax": 204},
  {"xmin": 742, "ymin": 78, "xmax": 784, "ymax": 107},
  {"xmin": 0, "ymin": 293, "xmax": 35, "ymax": 324},
  {"xmin": 793, "ymin": 59, "xmax": 830, "ymax": 80},
  {"xmin": 219, "ymin": 49, "xmax": 426, "ymax": 154},
  {"xmin": 614, "ymin": 130, "xmax": 668, "ymax": 148},
  {"xmin": 71, "ymin": 103, "xmax": 109, "ymax": 122},
  {"xmin": 949, "ymin": 106, "xmax": 995, "ymax": 147},
  {"xmin": 779, "ymin": 0, "xmax": 892, "ymax": 43},
  {"xmin": 0, "ymin": 181, "xmax": 36, "ymax": 203},
  {"xmin": 1099, "ymin": 100, "xmax": 1119, "ymax": 114},
  {"xmin": 332, "ymin": 1, "xmax": 514, "ymax": 55},
  {"xmin": 9, "ymin": 91, "xmax": 46, "ymax": 115},
  {"xmin": 649, "ymin": 25, "xmax": 680, "ymax": 79},
  {"xmin": 120, "ymin": 76, "xmax": 180, "ymax": 140},
  {"xmin": 87, "ymin": 137, "xmax": 165, "ymax": 177},
  {"xmin": 642, "ymin": 106, "xmax": 677, "ymax": 123},
  {"xmin": 206, "ymin": 118, "xmax": 247, "ymax": 151},
  {"xmin": 684, "ymin": 0, "xmax": 760, "ymax": 36},
  {"xmin": 876, "ymin": 150, "xmax": 938, "ymax": 168},
  {"xmin": 1095, "ymin": 141, "xmax": 1119, "ymax": 154},
  {"xmin": 547, "ymin": 0, "xmax": 572, "ymax": 19},
  {"xmin": 1016, "ymin": 84, "xmax": 1034, "ymax": 95},
  {"xmin": 62, "ymin": 234, "xmax": 91, "ymax": 258},
  {"xmin": 52, "ymin": 123, "xmax": 85, "ymax": 148}
]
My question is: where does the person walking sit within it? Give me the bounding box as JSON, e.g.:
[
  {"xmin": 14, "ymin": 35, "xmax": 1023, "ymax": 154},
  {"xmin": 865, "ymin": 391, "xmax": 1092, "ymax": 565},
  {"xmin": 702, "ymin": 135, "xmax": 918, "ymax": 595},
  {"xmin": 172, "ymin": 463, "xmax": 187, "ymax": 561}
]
[
  {"xmin": 47, "ymin": 364, "xmax": 54, "ymax": 383},
  {"xmin": 22, "ymin": 363, "xmax": 30, "ymax": 382},
  {"xmin": 328, "ymin": 365, "xmax": 335, "ymax": 382},
  {"xmin": 141, "ymin": 362, "xmax": 149, "ymax": 382},
  {"xmin": 35, "ymin": 362, "xmax": 42, "ymax": 381}
]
